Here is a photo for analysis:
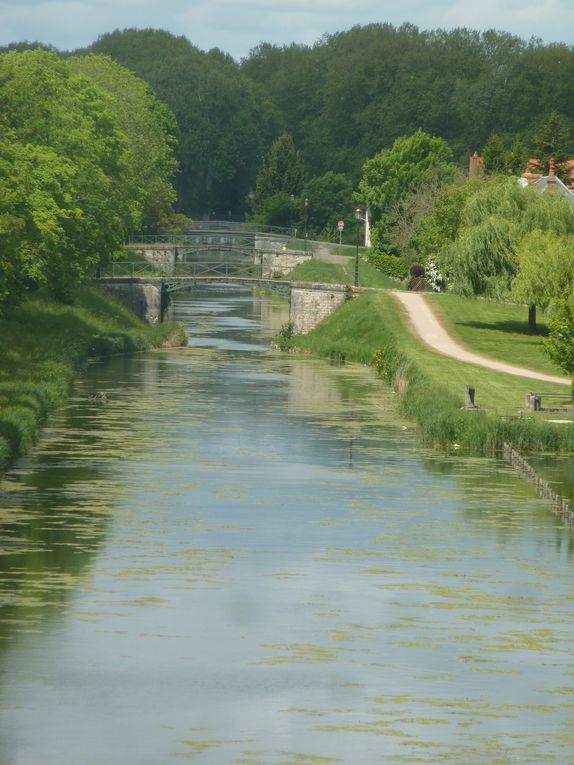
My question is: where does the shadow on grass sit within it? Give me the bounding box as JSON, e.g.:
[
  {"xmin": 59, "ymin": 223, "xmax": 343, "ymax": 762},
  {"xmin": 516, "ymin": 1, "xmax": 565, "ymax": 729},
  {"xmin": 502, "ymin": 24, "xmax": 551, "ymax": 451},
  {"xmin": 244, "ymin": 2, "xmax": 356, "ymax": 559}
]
[{"xmin": 459, "ymin": 319, "xmax": 549, "ymax": 337}]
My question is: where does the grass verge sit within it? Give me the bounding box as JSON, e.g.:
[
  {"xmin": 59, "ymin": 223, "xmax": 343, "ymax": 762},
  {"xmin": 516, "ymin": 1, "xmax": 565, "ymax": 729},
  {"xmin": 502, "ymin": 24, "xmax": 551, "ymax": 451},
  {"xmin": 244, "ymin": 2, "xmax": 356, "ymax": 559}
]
[
  {"xmin": 289, "ymin": 258, "xmax": 402, "ymax": 289},
  {"xmin": 289, "ymin": 291, "xmax": 574, "ymax": 454},
  {"xmin": 0, "ymin": 284, "xmax": 186, "ymax": 471},
  {"xmin": 426, "ymin": 293, "xmax": 567, "ymax": 377}
]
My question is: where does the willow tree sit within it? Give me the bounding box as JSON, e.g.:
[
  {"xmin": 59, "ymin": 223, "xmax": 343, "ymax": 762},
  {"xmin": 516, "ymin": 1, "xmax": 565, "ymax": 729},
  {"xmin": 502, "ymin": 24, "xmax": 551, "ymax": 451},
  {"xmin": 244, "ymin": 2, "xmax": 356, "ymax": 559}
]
[
  {"xmin": 514, "ymin": 230, "xmax": 574, "ymax": 306},
  {"xmin": 442, "ymin": 178, "xmax": 574, "ymax": 331}
]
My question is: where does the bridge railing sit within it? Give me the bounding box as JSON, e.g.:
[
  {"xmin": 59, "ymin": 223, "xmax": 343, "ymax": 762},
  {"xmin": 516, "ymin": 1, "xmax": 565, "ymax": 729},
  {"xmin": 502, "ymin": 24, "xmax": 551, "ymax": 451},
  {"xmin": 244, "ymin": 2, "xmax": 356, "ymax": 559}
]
[
  {"xmin": 105, "ymin": 261, "xmax": 162, "ymax": 277},
  {"xmin": 174, "ymin": 261, "xmax": 263, "ymax": 278},
  {"xmin": 99, "ymin": 261, "xmax": 265, "ymax": 279},
  {"xmin": 128, "ymin": 222, "xmax": 294, "ymax": 244}
]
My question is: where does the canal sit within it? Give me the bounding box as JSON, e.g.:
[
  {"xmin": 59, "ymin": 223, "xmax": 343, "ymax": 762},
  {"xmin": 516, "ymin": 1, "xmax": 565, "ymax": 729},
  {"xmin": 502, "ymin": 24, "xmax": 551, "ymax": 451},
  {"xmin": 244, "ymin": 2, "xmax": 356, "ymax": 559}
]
[{"xmin": 0, "ymin": 287, "xmax": 573, "ymax": 764}]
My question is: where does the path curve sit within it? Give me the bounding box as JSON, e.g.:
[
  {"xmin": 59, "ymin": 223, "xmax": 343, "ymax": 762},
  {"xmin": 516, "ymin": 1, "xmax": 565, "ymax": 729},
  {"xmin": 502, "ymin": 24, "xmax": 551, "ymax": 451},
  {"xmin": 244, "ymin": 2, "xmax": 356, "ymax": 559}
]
[{"xmin": 392, "ymin": 291, "xmax": 570, "ymax": 387}]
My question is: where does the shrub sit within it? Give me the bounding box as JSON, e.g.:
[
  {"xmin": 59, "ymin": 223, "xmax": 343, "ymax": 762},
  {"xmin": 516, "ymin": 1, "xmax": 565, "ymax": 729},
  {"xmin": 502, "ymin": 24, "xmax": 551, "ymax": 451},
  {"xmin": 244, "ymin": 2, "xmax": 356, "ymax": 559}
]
[
  {"xmin": 277, "ymin": 321, "xmax": 294, "ymax": 350},
  {"xmin": 366, "ymin": 252, "xmax": 408, "ymax": 279}
]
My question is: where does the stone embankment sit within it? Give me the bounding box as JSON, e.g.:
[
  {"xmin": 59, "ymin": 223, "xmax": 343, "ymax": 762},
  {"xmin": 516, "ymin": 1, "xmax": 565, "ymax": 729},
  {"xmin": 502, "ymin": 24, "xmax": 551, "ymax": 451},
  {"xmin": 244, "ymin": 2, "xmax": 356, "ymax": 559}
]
[{"xmin": 503, "ymin": 442, "xmax": 573, "ymax": 525}]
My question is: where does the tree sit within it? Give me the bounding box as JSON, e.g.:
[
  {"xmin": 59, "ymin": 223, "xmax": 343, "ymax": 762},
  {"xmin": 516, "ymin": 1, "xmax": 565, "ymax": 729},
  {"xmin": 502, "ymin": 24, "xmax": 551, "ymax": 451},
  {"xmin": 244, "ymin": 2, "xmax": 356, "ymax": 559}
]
[
  {"xmin": 415, "ymin": 176, "xmax": 485, "ymax": 265},
  {"xmin": 513, "ymin": 230, "xmax": 574, "ymax": 332},
  {"xmin": 482, "ymin": 132, "xmax": 507, "ymax": 174},
  {"xmin": 252, "ymin": 131, "xmax": 305, "ymax": 215},
  {"xmin": 506, "ymin": 137, "xmax": 529, "ymax": 175},
  {"xmin": 531, "ymin": 111, "xmax": 574, "ymax": 180},
  {"xmin": 545, "ymin": 300, "xmax": 574, "ymax": 376},
  {"xmin": 0, "ymin": 49, "xmax": 136, "ymax": 300},
  {"xmin": 358, "ymin": 130, "xmax": 455, "ymax": 217},
  {"xmin": 442, "ymin": 177, "xmax": 574, "ymax": 330},
  {"xmin": 68, "ymin": 54, "xmax": 178, "ymax": 232},
  {"xmin": 301, "ymin": 172, "xmax": 353, "ymax": 237},
  {"xmin": 89, "ymin": 29, "xmax": 281, "ymax": 216},
  {"xmin": 0, "ymin": 132, "xmax": 79, "ymax": 309},
  {"xmin": 0, "ymin": 48, "xmax": 176, "ymax": 308}
]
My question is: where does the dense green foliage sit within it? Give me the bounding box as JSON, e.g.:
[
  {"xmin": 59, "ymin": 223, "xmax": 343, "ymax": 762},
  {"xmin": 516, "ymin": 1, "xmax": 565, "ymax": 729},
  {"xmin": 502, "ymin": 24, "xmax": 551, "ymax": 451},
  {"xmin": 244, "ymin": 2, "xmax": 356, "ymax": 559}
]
[
  {"xmin": 242, "ymin": 25, "xmax": 574, "ymax": 179},
  {"xmin": 0, "ymin": 286, "xmax": 185, "ymax": 471},
  {"xmin": 302, "ymin": 172, "xmax": 354, "ymax": 238},
  {"xmin": 531, "ymin": 111, "xmax": 574, "ymax": 179},
  {"xmin": 9, "ymin": 24, "xmax": 574, "ymax": 226},
  {"xmin": 87, "ymin": 29, "xmax": 281, "ymax": 217},
  {"xmin": 0, "ymin": 48, "xmax": 177, "ymax": 310},
  {"xmin": 358, "ymin": 131, "xmax": 455, "ymax": 215},
  {"xmin": 251, "ymin": 131, "xmax": 304, "ymax": 226},
  {"xmin": 68, "ymin": 54, "xmax": 178, "ymax": 231},
  {"xmin": 436, "ymin": 179, "xmax": 574, "ymax": 298},
  {"xmin": 545, "ymin": 301, "xmax": 574, "ymax": 376}
]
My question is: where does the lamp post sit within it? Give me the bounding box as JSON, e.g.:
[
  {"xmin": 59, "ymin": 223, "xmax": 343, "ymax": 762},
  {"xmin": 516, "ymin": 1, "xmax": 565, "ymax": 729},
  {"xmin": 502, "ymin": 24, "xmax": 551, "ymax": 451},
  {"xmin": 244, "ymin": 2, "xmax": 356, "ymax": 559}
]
[
  {"xmin": 304, "ymin": 197, "xmax": 309, "ymax": 255},
  {"xmin": 290, "ymin": 193, "xmax": 295, "ymax": 235},
  {"xmin": 354, "ymin": 208, "xmax": 365, "ymax": 287}
]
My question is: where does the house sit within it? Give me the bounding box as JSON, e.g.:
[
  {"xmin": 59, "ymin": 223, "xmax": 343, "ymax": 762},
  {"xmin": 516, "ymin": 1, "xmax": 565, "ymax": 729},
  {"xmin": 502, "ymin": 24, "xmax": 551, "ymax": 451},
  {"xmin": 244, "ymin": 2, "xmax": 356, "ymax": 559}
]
[{"xmin": 469, "ymin": 153, "xmax": 574, "ymax": 202}]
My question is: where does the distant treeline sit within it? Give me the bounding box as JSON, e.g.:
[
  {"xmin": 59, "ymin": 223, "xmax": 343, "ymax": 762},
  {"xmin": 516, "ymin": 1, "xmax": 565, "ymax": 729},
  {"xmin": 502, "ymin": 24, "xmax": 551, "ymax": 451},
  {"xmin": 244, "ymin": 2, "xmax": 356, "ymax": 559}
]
[
  {"xmin": 4, "ymin": 23, "xmax": 574, "ymax": 218},
  {"xmin": 87, "ymin": 24, "xmax": 574, "ymax": 216}
]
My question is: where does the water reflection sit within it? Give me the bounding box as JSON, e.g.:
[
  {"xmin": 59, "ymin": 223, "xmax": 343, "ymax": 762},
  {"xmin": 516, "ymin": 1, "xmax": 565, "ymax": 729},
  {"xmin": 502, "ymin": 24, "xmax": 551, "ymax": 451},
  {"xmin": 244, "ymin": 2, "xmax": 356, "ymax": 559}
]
[{"xmin": 0, "ymin": 287, "xmax": 573, "ymax": 765}]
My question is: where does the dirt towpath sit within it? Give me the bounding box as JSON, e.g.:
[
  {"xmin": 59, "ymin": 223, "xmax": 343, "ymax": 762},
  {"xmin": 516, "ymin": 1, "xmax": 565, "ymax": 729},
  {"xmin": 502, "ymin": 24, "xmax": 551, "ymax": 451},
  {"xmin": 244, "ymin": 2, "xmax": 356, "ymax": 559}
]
[{"xmin": 392, "ymin": 291, "xmax": 570, "ymax": 387}]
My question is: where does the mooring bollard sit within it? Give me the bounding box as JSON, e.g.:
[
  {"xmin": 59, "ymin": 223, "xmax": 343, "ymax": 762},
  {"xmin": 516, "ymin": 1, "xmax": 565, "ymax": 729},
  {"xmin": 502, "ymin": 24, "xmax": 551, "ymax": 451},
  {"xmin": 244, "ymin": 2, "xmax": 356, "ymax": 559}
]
[
  {"xmin": 525, "ymin": 393, "xmax": 541, "ymax": 411},
  {"xmin": 465, "ymin": 385, "xmax": 476, "ymax": 409}
]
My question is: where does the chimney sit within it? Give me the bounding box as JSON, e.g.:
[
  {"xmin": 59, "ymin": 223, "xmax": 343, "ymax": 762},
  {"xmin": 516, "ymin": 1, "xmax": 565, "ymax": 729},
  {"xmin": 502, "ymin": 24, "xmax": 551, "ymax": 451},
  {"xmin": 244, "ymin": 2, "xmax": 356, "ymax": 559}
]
[
  {"xmin": 548, "ymin": 158, "xmax": 556, "ymax": 193},
  {"xmin": 469, "ymin": 151, "xmax": 483, "ymax": 176}
]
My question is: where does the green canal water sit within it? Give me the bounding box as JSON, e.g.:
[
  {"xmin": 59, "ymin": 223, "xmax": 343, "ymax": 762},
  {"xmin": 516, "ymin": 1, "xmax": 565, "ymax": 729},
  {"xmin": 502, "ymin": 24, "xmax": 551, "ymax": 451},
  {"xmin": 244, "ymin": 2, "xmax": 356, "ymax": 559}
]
[{"xmin": 0, "ymin": 287, "xmax": 573, "ymax": 765}]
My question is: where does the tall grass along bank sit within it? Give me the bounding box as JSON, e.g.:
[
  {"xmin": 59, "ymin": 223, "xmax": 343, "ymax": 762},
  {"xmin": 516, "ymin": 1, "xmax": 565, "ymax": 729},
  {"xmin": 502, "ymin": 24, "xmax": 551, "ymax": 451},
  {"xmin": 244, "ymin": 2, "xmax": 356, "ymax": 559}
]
[
  {"xmin": 0, "ymin": 285, "xmax": 186, "ymax": 472},
  {"xmin": 290, "ymin": 291, "xmax": 574, "ymax": 454}
]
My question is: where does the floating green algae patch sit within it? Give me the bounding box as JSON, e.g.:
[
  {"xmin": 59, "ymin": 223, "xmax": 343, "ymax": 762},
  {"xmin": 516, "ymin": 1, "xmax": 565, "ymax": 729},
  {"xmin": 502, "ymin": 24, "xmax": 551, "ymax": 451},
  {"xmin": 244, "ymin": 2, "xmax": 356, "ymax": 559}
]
[
  {"xmin": 0, "ymin": 284, "xmax": 185, "ymax": 471},
  {"xmin": 3, "ymin": 289, "xmax": 574, "ymax": 764}
]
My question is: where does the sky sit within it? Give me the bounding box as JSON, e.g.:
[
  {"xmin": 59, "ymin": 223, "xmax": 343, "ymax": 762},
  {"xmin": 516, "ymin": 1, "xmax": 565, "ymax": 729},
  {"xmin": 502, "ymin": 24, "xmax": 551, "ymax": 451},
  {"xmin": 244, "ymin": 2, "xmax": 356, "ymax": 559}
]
[{"xmin": 1, "ymin": 0, "xmax": 573, "ymax": 60}]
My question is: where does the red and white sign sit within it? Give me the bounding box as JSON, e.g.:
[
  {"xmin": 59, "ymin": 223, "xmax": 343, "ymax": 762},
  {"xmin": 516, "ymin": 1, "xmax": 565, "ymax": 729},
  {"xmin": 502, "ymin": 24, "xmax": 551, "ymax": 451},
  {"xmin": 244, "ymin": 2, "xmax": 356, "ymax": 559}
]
[{"xmin": 337, "ymin": 220, "xmax": 345, "ymax": 231}]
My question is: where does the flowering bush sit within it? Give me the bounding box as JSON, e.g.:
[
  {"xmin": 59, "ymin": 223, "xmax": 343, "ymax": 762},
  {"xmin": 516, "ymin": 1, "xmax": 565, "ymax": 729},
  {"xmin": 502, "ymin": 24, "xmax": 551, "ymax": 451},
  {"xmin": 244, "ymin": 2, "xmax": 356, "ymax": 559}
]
[{"xmin": 425, "ymin": 257, "xmax": 445, "ymax": 292}]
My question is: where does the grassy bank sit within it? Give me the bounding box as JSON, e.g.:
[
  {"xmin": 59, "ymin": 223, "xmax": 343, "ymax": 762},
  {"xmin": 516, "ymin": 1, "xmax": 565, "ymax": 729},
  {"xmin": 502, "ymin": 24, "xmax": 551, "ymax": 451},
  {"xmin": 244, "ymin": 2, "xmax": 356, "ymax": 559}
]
[
  {"xmin": 290, "ymin": 291, "xmax": 574, "ymax": 454},
  {"xmin": 0, "ymin": 285, "xmax": 186, "ymax": 471},
  {"xmin": 289, "ymin": 258, "xmax": 401, "ymax": 289}
]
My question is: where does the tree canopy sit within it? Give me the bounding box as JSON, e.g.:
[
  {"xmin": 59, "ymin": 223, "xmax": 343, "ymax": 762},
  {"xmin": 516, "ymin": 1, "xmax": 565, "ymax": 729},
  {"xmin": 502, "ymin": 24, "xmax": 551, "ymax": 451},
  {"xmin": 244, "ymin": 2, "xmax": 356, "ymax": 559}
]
[
  {"xmin": 358, "ymin": 131, "xmax": 455, "ymax": 216},
  {"xmin": 88, "ymin": 29, "xmax": 281, "ymax": 217},
  {"xmin": 0, "ymin": 48, "xmax": 177, "ymax": 309}
]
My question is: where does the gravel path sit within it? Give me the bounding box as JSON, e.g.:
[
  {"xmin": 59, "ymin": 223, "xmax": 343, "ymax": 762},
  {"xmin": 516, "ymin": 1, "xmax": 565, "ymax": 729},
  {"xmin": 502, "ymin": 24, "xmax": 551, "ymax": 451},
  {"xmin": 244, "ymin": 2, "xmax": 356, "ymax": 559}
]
[{"xmin": 393, "ymin": 291, "xmax": 570, "ymax": 387}]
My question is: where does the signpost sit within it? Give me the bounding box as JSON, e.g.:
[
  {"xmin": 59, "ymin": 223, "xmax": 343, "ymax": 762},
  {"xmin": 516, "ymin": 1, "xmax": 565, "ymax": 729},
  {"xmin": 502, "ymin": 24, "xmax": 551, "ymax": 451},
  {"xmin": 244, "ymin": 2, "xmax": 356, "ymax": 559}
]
[{"xmin": 337, "ymin": 220, "xmax": 345, "ymax": 245}]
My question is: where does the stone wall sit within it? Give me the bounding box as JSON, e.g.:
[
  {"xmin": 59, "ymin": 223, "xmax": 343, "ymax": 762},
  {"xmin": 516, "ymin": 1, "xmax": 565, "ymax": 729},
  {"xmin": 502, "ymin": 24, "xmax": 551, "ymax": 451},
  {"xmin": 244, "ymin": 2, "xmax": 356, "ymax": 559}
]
[
  {"xmin": 290, "ymin": 283, "xmax": 350, "ymax": 334},
  {"xmin": 261, "ymin": 251, "xmax": 312, "ymax": 278},
  {"xmin": 99, "ymin": 283, "xmax": 164, "ymax": 325},
  {"xmin": 126, "ymin": 246, "xmax": 176, "ymax": 273}
]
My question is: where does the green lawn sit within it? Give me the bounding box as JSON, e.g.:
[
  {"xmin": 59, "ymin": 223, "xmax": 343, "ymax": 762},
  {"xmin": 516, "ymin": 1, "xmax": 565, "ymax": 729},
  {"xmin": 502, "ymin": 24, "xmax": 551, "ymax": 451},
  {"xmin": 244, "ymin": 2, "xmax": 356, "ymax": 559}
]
[
  {"xmin": 289, "ymin": 258, "xmax": 402, "ymax": 289},
  {"xmin": 293, "ymin": 291, "xmax": 570, "ymax": 417},
  {"xmin": 426, "ymin": 293, "xmax": 568, "ymax": 379}
]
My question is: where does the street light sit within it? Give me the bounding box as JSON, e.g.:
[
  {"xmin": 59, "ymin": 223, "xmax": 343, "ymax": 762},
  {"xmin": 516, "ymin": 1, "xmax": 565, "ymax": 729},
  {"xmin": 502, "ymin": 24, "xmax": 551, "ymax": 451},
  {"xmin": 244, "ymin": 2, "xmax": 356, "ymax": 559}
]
[
  {"xmin": 290, "ymin": 193, "xmax": 295, "ymax": 235},
  {"xmin": 354, "ymin": 208, "xmax": 365, "ymax": 287},
  {"xmin": 304, "ymin": 197, "xmax": 309, "ymax": 255}
]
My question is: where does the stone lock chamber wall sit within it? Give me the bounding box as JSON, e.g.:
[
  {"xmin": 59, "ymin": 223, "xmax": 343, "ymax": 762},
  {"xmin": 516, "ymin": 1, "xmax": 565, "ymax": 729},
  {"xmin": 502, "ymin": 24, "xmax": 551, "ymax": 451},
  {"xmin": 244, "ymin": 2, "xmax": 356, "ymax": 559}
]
[{"xmin": 289, "ymin": 283, "xmax": 350, "ymax": 334}]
